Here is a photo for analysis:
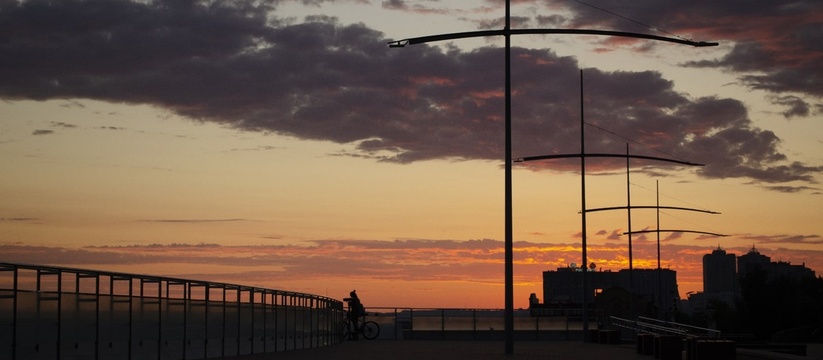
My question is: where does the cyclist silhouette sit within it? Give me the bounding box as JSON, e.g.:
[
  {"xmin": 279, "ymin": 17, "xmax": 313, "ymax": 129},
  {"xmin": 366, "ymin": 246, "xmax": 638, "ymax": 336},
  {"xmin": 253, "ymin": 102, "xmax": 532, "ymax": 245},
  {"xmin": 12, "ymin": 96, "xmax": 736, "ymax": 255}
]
[
  {"xmin": 342, "ymin": 290, "xmax": 379, "ymax": 340},
  {"xmin": 344, "ymin": 290, "xmax": 366, "ymax": 327}
]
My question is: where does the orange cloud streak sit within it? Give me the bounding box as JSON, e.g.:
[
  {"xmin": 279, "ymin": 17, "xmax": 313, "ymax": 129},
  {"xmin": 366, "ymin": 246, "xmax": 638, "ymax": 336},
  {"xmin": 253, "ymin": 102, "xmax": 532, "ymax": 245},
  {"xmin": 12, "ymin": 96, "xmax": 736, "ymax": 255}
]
[{"xmin": 2, "ymin": 239, "xmax": 820, "ymax": 308}]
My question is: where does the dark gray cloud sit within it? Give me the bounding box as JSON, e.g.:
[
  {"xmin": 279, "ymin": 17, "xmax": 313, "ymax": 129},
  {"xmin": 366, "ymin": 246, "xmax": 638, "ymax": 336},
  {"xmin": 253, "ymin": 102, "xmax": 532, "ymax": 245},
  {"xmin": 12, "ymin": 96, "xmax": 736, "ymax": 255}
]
[
  {"xmin": 0, "ymin": 0, "xmax": 820, "ymax": 187},
  {"xmin": 738, "ymin": 234, "xmax": 823, "ymax": 245},
  {"xmin": 225, "ymin": 145, "xmax": 286, "ymax": 152},
  {"xmin": 554, "ymin": 0, "xmax": 823, "ymax": 112},
  {"xmin": 770, "ymin": 95, "xmax": 811, "ymax": 118},
  {"xmin": 137, "ymin": 219, "xmax": 247, "ymax": 223},
  {"xmin": 30, "ymin": 121, "xmax": 77, "ymax": 135},
  {"xmin": 50, "ymin": 121, "xmax": 77, "ymax": 128},
  {"xmin": 762, "ymin": 185, "xmax": 820, "ymax": 193},
  {"xmin": 31, "ymin": 129, "xmax": 54, "ymax": 136},
  {"xmin": 381, "ymin": 0, "xmax": 463, "ymax": 16}
]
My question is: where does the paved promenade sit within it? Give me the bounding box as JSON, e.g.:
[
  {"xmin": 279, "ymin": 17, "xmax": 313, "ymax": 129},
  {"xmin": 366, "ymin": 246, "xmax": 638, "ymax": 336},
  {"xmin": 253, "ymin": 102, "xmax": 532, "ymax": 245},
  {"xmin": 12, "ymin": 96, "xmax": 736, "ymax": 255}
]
[
  {"xmin": 224, "ymin": 340, "xmax": 649, "ymax": 360},
  {"xmin": 224, "ymin": 340, "xmax": 823, "ymax": 360}
]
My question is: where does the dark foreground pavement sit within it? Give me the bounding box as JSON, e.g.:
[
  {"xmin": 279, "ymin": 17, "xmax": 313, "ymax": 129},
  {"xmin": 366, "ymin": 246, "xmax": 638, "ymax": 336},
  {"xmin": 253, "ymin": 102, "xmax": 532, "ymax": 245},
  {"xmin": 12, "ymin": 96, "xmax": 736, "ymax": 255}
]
[{"xmin": 222, "ymin": 340, "xmax": 649, "ymax": 360}]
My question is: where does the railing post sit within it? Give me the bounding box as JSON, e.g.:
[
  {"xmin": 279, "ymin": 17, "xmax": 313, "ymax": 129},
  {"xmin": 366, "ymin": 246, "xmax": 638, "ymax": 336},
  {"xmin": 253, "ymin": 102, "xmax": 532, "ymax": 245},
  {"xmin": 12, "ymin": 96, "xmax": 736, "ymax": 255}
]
[
  {"xmin": 310, "ymin": 297, "xmax": 316, "ymax": 349},
  {"xmin": 262, "ymin": 290, "xmax": 268, "ymax": 354},
  {"xmin": 157, "ymin": 278, "xmax": 163, "ymax": 360},
  {"xmin": 236, "ymin": 287, "xmax": 241, "ymax": 356},
  {"xmin": 249, "ymin": 288, "xmax": 254, "ymax": 355},
  {"xmin": 126, "ymin": 276, "xmax": 132, "ymax": 360},
  {"xmin": 440, "ymin": 309, "xmax": 445, "ymax": 339},
  {"xmin": 410, "ymin": 309, "xmax": 414, "ymax": 340},
  {"xmin": 204, "ymin": 283, "xmax": 210, "ymax": 359},
  {"xmin": 56, "ymin": 269, "xmax": 62, "ymax": 360},
  {"xmin": 472, "ymin": 309, "xmax": 477, "ymax": 340},
  {"xmin": 94, "ymin": 274, "xmax": 100, "ymax": 360},
  {"xmin": 273, "ymin": 293, "xmax": 279, "ymax": 353},
  {"xmin": 221, "ymin": 286, "xmax": 227, "ymax": 358},
  {"xmin": 13, "ymin": 265, "xmax": 18, "ymax": 360},
  {"xmin": 393, "ymin": 308, "xmax": 398, "ymax": 340}
]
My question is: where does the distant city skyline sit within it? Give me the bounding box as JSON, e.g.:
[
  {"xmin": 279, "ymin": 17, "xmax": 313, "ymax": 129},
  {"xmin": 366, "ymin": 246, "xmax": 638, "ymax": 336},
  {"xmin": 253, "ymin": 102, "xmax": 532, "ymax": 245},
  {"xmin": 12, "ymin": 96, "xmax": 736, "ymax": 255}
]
[
  {"xmin": 4, "ymin": 241, "xmax": 818, "ymax": 308},
  {"xmin": 1, "ymin": 0, "xmax": 822, "ymax": 308}
]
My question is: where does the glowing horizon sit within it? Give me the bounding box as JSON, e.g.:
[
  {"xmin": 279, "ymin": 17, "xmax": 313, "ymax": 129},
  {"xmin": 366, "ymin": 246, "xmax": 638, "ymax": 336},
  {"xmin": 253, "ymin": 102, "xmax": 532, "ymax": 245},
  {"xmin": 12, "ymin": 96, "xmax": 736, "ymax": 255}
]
[{"xmin": 1, "ymin": 0, "xmax": 822, "ymax": 309}]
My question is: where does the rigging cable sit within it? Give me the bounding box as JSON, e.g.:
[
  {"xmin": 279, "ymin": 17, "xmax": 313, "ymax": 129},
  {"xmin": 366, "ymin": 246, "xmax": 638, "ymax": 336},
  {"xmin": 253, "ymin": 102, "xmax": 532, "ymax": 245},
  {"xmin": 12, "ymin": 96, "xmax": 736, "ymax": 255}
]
[
  {"xmin": 571, "ymin": 0, "xmax": 693, "ymax": 42},
  {"xmin": 583, "ymin": 121, "xmax": 689, "ymax": 163}
]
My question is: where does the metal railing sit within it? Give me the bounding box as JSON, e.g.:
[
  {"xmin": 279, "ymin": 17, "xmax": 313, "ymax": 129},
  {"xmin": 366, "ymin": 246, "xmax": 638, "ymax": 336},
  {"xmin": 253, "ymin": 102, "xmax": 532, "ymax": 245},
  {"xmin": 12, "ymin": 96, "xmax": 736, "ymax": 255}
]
[
  {"xmin": 610, "ymin": 316, "xmax": 721, "ymax": 338},
  {"xmin": 359, "ymin": 307, "xmax": 603, "ymax": 341},
  {"xmin": 0, "ymin": 262, "xmax": 344, "ymax": 360}
]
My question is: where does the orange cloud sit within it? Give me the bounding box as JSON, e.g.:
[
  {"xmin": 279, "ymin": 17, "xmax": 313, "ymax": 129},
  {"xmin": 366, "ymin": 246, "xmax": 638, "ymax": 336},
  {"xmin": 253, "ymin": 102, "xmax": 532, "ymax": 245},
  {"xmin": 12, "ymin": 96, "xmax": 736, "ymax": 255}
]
[{"xmin": 2, "ymin": 239, "xmax": 820, "ymax": 308}]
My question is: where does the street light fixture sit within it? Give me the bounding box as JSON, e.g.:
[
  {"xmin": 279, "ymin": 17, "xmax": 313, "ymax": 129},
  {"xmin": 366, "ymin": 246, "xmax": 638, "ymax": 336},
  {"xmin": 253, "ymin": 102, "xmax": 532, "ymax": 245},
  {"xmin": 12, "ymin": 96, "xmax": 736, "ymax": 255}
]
[{"xmin": 388, "ymin": 1, "xmax": 718, "ymax": 353}]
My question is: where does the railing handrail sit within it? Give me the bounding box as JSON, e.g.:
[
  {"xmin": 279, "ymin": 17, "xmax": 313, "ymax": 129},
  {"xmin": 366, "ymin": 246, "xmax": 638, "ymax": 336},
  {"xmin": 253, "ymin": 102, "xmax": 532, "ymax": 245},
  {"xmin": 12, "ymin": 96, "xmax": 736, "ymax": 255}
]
[
  {"xmin": 0, "ymin": 261, "xmax": 339, "ymax": 303},
  {"xmin": 366, "ymin": 306, "xmax": 604, "ymax": 312},
  {"xmin": 1, "ymin": 262, "xmax": 345, "ymax": 360},
  {"xmin": 611, "ymin": 316, "xmax": 721, "ymax": 337},
  {"xmin": 637, "ymin": 316, "xmax": 721, "ymax": 335}
]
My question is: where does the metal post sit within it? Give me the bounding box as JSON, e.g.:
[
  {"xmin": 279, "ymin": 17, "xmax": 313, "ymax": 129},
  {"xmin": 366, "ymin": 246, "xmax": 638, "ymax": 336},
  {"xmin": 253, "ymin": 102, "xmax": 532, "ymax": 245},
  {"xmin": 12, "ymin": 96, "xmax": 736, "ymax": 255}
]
[
  {"xmin": 409, "ymin": 308, "xmax": 415, "ymax": 340},
  {"xmin": 310, "ymin": 297, "xmax": 315, "ymax": 348},
  {"xmin": 236, "ymin": 288, "xmax": 241, "ymax": 355},
  {"xmin": 273, "ymin": 293, "xmax": 279, "ymax": 352},
  {"xmin": 503, "ymin": 0, "xmax": 514, "ymax": 354},
  {"xmin": 183, "ymin": 282, "xmax": 188, "ymax": 360},
  {"xmin": 657, "ymin": 180, "xmax": 661, "ymax": 271},
  {"xmin": 627, "ymin": 144, "xmax": 633, "ymax": 281},
  {"xmin": 13, "ymin": 266, "xmax": 18, "ymax": 360},
  {"xmin": 580, "ymin": 69, "xmax": 590, "ymax": 341},
  {"xmin": 656, "ymin": 180, "xmax": 662, "ymax": 319},
  {"xmin": 127, "ymin": 276, "xmax": 132, "ymax": 360},
  {"xmin": 249, "ymin": 289, "xmax": 254, "ymax": 354},
  {"xmin": 263, "ymin": 290, "xmax": 268, "ymax": 353},
  {"xmin": 472, "ymin": 309, "xmax": 477, "ymax": 340},
  {"xmin": 160, "ymin": 279, "xmax": 165, "ymax": 359},
  {"xmin": 627, "ymin": 144, "xmax": 635, "ymax": 321},
  {"xmin": 204, "ymin": 284, "xmax": 210, "ymax": 358},
  {"xmin": 291, "ymin": 295, "xmax": 297, "ymax": 351},
  {"xmin": 57, "ymin": 270, "xmax": 62, "ymax": 360},
  {"xmin": 221, "ymin": 286, "xmax": 227, "ymax": 358},
  {"xmin": 94, "ymin": 274, "xmax": 100, "ymax": 360}
]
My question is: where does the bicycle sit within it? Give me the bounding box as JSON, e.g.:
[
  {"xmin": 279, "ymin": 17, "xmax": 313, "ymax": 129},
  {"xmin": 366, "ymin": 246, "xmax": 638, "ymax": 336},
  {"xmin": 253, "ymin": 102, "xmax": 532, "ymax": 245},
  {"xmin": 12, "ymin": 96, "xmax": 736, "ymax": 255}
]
[
  {"xmin": 342, "ymin": 296, "xmax": 380, "ymax": 340},
  {"xmin": 342, "ymin": 314, "xmax": 380, "ymax": 340}
]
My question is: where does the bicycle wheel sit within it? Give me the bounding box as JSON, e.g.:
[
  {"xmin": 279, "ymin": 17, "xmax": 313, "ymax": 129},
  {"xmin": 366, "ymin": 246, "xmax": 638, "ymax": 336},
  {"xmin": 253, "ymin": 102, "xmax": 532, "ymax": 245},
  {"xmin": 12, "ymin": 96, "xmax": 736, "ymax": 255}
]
[
  {"xmin": 341, "ymin": 320, "xmax": 351, "ymax": 341},
  {"xmin": 361, "ymin": 321, "xmax": 380, "ymax": 340}
]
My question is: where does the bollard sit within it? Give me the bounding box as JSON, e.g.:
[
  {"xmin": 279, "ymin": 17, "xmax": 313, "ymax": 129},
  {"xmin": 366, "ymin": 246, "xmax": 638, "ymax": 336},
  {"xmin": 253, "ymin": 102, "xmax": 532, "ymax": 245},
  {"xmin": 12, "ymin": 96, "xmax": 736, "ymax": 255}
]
[
  {"xmin": 637, "ymin": 333, "xmax": 655, "ymax": 355},
  {"xmin": 588, "ymin": 329, "xmax": 600, "ymax": 343},
  {"xmin": 692, "ymin": 339, "xmax": 736, "ymax": 360},
  {"xmin": 598, "ymin": 330, "xmax": 619, "ymax": 345},
  {"xmin": 655, "ymin": 335, "xmax": 682, "ymax": 360},
  {"xmin": 685, "ymin": 337, "xmax": 695, "ymax": 360}
]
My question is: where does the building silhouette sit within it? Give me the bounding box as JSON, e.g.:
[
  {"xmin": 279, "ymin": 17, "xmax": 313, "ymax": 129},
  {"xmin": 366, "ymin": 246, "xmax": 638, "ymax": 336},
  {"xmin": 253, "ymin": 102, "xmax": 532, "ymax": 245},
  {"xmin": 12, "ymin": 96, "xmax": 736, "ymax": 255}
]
[
  {"xmin": 737, "ymin": 245, "xmax": 772, "ymax": 276},
  {"xmin": 538, "ymin": 247, "xmax": 816, "ymax": 320},
  {"xmin": 702, "ymin": 246, "xmax": 737, "ymax": 306},
  {"xmin": 738, "ymin": 245, "xmax": 815, "ymax": 280},
  {"xmin": 689, "ymin": 245, "xmax": 816, "ymax": 312},
  {"xmin": 541, "ymin": 266, "xmax": 679, "ymax": 319}
]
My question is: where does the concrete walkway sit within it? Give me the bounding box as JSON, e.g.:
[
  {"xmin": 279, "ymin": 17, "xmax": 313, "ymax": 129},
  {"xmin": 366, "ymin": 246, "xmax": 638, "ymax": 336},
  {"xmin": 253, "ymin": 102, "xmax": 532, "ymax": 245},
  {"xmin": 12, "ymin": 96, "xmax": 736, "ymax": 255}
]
[{"xmin": 222, "ymin": 340, "xmax": 649, "ymax": 360}]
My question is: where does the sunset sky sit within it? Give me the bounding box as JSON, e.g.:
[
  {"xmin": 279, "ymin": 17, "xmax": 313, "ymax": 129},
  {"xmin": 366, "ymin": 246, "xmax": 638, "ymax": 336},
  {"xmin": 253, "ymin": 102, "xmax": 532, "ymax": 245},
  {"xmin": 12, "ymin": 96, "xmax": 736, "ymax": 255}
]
[{"xmin": 1, "ymin": 0, "xmax": 821, "ymax": 309}]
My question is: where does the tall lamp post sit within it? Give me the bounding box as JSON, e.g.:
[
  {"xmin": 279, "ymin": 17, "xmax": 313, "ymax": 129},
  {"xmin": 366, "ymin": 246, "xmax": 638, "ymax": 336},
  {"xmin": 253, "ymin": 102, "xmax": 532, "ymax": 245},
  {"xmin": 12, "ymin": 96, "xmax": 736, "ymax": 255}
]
[{"xmin": 388, "ymin": 1, "xmax": 717, "ymax": 353}]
